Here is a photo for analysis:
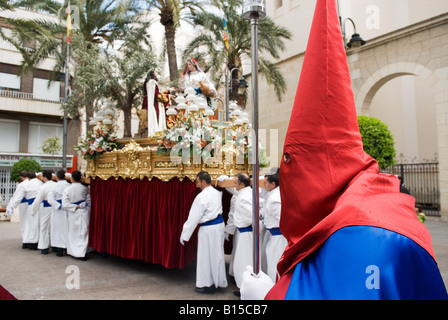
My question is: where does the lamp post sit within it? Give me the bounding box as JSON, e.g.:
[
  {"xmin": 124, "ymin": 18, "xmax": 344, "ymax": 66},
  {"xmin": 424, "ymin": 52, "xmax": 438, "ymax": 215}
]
[
  {"xmin": 337, "ymin": 0, "xmax": 366, "ymax": 49},
  {"xmin": 62, "ymin": 1, "xmax": 71, "ymax": 170},
  {"xmin": 342, "ymin": 18, "xmax": 366, "ymax": 49},
  {"xmin": 242, "ymin": 0, "xmax": 266, "ymax": 276}
]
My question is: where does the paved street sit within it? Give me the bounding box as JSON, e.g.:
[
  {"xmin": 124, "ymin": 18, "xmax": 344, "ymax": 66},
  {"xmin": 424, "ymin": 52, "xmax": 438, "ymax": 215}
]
[
  {"xmin": 1, "ymin": 218, "xmax": 447, "ymax": 300},
  {"xmin": 0, "ymin": 220, "xmax": 238, "ymax": 300}
]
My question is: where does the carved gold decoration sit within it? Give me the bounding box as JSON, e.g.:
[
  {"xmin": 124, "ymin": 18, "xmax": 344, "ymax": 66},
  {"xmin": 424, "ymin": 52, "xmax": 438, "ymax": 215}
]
[{"xmin": 85, "ymin": 139, "xmax": 251, "ymax": 182}]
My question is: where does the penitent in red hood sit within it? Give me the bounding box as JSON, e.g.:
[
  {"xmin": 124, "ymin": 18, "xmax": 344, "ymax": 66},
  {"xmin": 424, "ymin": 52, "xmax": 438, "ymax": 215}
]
[{"xmin": 276, "ymin": 0, "xmax": 435, "ymax": 278}]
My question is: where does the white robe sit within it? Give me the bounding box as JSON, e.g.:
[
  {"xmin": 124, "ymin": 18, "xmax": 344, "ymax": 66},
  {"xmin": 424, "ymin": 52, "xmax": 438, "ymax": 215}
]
[
  {"xmin": 31, "ymin": 180, "xmax": 56, "ymax": 250},
  {"xmin": 181, "ymin": 186, "xmax": 228, "ymax": 289},
  {"xmin": 232, "ymin": 186, "xmax": 253, "ymax": 288},
  {"xmin": 8, "ymin": 178, "xmax": 43, "ymax": 244},
  {"xmin": 146, "ymin": 79, "xmax": 167, "ymax": 137},
  {"xmin": 47, "ymin": 180, "xmax": 71, "ymax": 249},
  {"xmin": 225, "ymin": 193, "xmax": 238, "ymax": 277},
  {"xmin": 62, "ymin": 183, "xmax": 90, "ymax": 258},
  {"xmin": 183, "ymin": 71, "xmax": 215, "ymax": 95},
  {"xmin": 263, "ymin": 187, "xmax": 287, "ymax": 282},
  {"xmin": 6, "ymin": 179, "xmax": 29, "ymax": 241}
]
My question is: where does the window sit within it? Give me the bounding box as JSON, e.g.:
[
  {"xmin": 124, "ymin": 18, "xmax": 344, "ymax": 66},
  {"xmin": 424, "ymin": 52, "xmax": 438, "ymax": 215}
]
[
  {"xmin": 0, "ymin": 72, "xmax": 21, "ymax": 91},
  {"xmin": 28, "ymin": 122, "xmax": 63, "ymax": 154},
  {"xmin": 0, "ymin": 119, "xmax": 20, "ymax": 152},
  {"xmin": 33, "ymin": 78, "xmax": 60, "ymax": 102}
]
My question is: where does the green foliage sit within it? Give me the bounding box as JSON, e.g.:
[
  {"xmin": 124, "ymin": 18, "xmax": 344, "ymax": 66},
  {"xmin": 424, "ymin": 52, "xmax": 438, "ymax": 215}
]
[
  {"xmin": 183, "ymin": 0, "xmax": 292, "ymax": 102},
  {"xmin": 42, "ymin": 136, "xmax": 62, "ymax": 155},
  {"xmin": 10, "ymin": 158, "xmax": 42, "ymax": 183},
  {"xmin": 358, "ymin": 116, "xmax": 396, "ymax": 170}
]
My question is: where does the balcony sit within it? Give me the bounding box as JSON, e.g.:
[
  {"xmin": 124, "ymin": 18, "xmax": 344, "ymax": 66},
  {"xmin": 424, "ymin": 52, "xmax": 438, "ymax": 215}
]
[{"xmin": 0, "ymin": 89, "xmax": 64, "ymax": 117}]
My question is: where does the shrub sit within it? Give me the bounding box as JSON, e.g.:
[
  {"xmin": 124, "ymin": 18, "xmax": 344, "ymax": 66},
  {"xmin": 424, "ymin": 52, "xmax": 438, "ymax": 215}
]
[
  {"xmin": 358, "ymin": 116, "xmax": 396, "ymax": 170},
  {"xmin": 10, "ymin": 158, "xmax": 42, "ymax": 183}
]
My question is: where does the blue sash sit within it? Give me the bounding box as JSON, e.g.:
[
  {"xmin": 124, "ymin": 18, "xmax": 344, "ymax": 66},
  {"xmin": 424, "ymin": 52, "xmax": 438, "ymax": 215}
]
[
  {"xmin": 56, "ymin": 199, "xmax": 62, "ymax": 205},
  {"xmin": 21, "ymin": 198, "xmax": 27, "ymax": 203},
  {"xmin": 200, "ymin": 214, "xmax": 224, "ymax": 227},
  {"xmin": 73, "ymin": 200, "xmax": 85, "ymax": 205},
  {"xmin": 238, "ymin": 226, "xmax": 253, "ymax": 233},
  {"xmin": 42, "ymin": 200, "xmax": 51, "ymax": 207},
  {"xmin": 268, "ymin": 227, "xmax": 282, "ymax": 236},
  {"xmin": 26, "ymin": 198, "xmax": 35, "ymax": 205}
]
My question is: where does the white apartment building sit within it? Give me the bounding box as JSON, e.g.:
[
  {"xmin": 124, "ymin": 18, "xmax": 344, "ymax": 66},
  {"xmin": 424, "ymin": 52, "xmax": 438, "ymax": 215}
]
[{"xmin": 0, "ymin": 8, "xmax": 77, "ymax": 207}]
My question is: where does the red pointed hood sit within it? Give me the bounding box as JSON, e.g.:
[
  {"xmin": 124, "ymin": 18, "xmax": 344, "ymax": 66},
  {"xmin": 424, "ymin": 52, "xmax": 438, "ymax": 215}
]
[
  {"xmin": 277, "ymin": 0, "xmax": 434, "ymax": 278},
  {"xmin": 279, "ymin": 0, "xmax": 378, "ymax": 251}
]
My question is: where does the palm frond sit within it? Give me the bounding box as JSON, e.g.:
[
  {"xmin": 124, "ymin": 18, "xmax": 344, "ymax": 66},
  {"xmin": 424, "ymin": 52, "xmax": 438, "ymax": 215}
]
[{"xmin": 258, "ymin": 57, "xmax": 287, "ymax": 102}]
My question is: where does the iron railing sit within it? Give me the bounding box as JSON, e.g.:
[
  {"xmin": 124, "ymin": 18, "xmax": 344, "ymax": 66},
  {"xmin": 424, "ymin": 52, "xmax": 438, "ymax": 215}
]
[
  {"xmin": 384, "ymin": 163, "xmax": 440, "ymax": 216},
  {"xmin": 0, "ymin": 89, "xmax": 64, "ymax": 104}
]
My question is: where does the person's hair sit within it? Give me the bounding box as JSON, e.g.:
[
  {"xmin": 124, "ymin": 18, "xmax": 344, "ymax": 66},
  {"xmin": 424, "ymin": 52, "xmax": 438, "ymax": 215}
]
[
  {"xmin": 265, "ymin": 167, "xmax": 280, "ymax": 187},
  {"xmin": 42, "ymin": 170, "xmax": 53, "ymax": 181},
  {"xmin": 20, "ymin": 171, "xmax": 28, "ymax": 178},
  {"xmin": 236, "ymin": 173, "xmax": 251, "ymax": 187},
  {"xmin": 71, "ymin": 170, "xmax": 82, "ymax": 182},
  {"xmin": 265, "ymin": 173, "xmax": 279, "ymax": 187},
  {"xmin": 56, "ymin": 170, "xmax": 66, "ymax": 180},
  {"xmin": 27, "ymin": 171, "xmax": 36, "ymax": 179},
  {"xmin": 197, "ymin": 170, "xmax": 212, "ymax": 185}
]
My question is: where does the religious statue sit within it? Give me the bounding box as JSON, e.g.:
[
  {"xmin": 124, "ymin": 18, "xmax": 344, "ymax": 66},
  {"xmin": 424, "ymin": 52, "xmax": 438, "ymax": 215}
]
[
  {"xmin": 137, "ymin": 70, "xmax": 172, "ymax": 138},
  {"xmin": 179, "ymin": 59, "xmax": 217, "ymax": 106}
]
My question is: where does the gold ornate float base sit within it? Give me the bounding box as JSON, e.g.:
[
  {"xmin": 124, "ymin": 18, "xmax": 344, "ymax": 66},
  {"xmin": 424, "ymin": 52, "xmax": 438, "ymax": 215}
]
[{"xmin": 85, "ymin": 139, "xmax": 252, "ymax": 183}]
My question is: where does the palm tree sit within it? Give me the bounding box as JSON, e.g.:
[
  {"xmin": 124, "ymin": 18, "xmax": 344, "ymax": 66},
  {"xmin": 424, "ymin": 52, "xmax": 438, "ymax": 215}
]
[
  {"xmin": 9, "ymin": 0, "xmax": 145, "ymax": 132},
  {"xmin": 11, "ymin": 0, "xmax": 142, "ymax": 70},
  {"xmin": 102, "ymin": 36, "xmax": 159, "ymax": 137},
  {"xmin": 67, "ymin": 30, "xmax": 158, "ymax": 137},
  {"xmin": 183, "ymin": 0, "xmax": 292, "ymax": 102},
  {"xmin": 144, "ymin": 0, "xmax": 208, "ymax": 83}
]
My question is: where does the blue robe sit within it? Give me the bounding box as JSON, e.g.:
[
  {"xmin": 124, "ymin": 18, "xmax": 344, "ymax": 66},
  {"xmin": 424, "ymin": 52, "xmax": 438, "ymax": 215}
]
[{"xmin": 284, "ymin": 226, "xmax": 448, "ymax": 300}]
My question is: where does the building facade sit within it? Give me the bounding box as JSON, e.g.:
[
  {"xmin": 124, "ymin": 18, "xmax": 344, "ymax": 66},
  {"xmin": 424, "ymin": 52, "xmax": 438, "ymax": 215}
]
[{"xmin": 0, "ymin": 8, "xmax": 78, "ymax": 206}]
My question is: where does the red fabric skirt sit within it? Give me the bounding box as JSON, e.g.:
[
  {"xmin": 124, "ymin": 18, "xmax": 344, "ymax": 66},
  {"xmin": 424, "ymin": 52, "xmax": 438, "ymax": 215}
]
[{"xmin": 88, "ymin": 177, "xmax": 199, "ymax": 269}]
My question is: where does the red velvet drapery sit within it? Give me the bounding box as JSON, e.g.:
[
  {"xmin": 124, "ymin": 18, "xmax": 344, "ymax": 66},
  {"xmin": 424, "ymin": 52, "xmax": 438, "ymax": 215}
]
[{"xmin": 88, "ymin": 177, "xmax": 199, "ymax": 269}]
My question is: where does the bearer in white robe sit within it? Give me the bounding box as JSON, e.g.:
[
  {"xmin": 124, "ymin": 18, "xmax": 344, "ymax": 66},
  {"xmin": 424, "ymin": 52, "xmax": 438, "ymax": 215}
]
[
  {"xmin": 5, "ymin": 171, "xmax": 29, "ymax": 247},
  {"xmin": 224, "ymin": 188, "xmax": 238, "ymax": 278},
  {"xmin": 180, "ymin": 171, "xmax": 228, "ymax": 294},
  {"xmin": 47, "ymin": 170, "xmax": 71, "ymax": 257},
  {"xmin": 31, "ymin": 170, "xmax": 56, "ymax": 254},
  {"xmin": 8, "ymin": 172, "xmax": 43, "ymax": 249},
  {"xmin": 232, "ymin": 173, "xmax": 253, "ymax": 291},
  {"xmin": 263, "ymin": 171, "xmax": 287, "ymax": 282},
  {"xmin": 62, "ymin": 171, "xmax": 90, "ymax": 260}
]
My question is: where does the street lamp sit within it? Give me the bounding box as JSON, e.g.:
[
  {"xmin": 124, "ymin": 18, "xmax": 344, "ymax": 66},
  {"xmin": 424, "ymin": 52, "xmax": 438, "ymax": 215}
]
[
  {"xmin": 242, "ymin": 0, "xmax": 266, "ymax": 276},
  {"xmin": 225, "ymin": 68, "xmax": 247, "ymax": 120},
  {"xmin": 237, "ymin": 77, "xmax": 248, "ymax": 94},
  {"xmin": 342, "ymin": 18, "xmax": 366, "ymax": 49},
  {"xmin": 337, "ymin": 0, "xmax": 366, "ymax": 49}
]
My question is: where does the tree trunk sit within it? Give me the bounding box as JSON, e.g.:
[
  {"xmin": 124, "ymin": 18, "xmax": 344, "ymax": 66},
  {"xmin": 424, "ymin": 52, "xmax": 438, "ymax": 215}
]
[
  {"xmin": 160, "ymin": 10, "xmax": 178, "ymax": 82},
  {"xmin": 122, "ymin": 93, "xmax": 135, "ymax": 138},
  {"xmin": 123, "ymin": 104, "xmax": 132, "ymax": 138},
  {"xmin": 85, "ymin": 100, "xmax": 94, "ymax": 133},
  {"xmin": 165, "ymin": 24, "xmax": 178, "ymax": 82}
]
